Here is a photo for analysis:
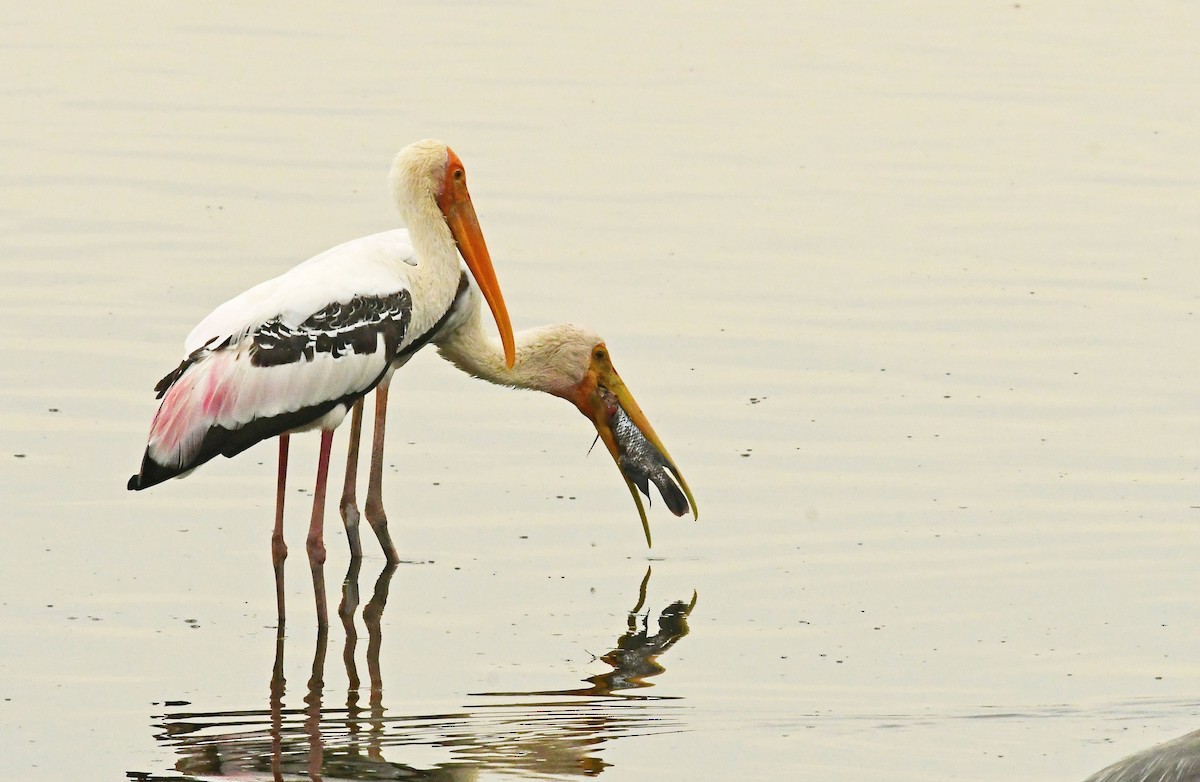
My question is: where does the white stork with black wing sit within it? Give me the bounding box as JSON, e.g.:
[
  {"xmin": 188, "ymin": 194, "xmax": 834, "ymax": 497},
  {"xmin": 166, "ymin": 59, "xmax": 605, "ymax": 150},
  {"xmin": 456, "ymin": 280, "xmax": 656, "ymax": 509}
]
[{"xmin": 127, "ymin": 139, "xmax": 516, "ymax": 622}]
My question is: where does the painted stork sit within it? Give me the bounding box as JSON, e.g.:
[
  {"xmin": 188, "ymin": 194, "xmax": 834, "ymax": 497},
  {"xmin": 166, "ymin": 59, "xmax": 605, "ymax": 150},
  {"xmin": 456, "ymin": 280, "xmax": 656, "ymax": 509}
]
[
  {"xmin": 127, "ymin": 139, "xmax": 517, "ymax": 621},
  {"xmin": 428, "ymin": 271, "xmax": 699, "ymax": 548},
  {"xmin": 334, "ymin": 251, "xmax": 699, "ymax": 559}
]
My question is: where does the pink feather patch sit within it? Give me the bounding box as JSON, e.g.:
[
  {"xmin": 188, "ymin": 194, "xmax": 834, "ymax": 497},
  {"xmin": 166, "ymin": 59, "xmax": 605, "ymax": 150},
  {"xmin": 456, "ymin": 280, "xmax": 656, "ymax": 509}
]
[{"xmin": 148, "ymin": 353, "xmax": 236, "ymax": 465}]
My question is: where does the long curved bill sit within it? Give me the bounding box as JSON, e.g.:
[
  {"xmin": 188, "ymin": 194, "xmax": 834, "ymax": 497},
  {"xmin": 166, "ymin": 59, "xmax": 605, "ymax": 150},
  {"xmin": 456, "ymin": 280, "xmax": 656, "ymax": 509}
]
[
  {"xmin": 437, "ymin": 151, "xmax": 516, "ymax": 368},
  {"xmin": 573, "ymin": 346, "xmax": 698, "ymax": 548}
]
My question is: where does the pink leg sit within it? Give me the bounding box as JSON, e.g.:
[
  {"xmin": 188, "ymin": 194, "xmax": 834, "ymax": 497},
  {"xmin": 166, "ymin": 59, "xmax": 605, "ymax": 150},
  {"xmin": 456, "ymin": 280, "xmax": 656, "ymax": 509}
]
[
  {"xmin": 364, "ymin": 381, "xmax": 399, "ymax": 564},
  {"xmin": 339, "ymin": 398, "xmax": 365, "ymax": 560},
  {"xmin": 273, "ymin": 434, "xmax": 290, "ymax": 627},
  {"xmin": 307, "ymin": 429, "xmax": 335, "ymax": 628}
]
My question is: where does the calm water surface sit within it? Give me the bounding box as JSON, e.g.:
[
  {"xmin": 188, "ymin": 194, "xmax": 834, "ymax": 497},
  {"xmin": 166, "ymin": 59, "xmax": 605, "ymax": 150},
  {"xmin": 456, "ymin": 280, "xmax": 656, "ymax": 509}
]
[{"xmin": 1, "ymin": 3, "xmax": 1197, "ymax": 780}]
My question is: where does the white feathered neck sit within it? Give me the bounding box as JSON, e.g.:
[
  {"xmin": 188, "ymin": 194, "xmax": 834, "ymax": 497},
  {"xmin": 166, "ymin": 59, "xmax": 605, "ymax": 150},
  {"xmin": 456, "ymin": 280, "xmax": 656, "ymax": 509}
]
[{"xmin": 435, "ymin": 289, "xmax": 601, "ymax": 399}]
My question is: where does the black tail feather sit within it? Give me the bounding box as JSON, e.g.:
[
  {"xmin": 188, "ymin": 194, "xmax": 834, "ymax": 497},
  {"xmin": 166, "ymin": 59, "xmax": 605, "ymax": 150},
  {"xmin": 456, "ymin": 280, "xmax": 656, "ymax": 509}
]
[
  {"xmin": 125, "ymin": 395, "xmax": 357, "ymax": 492},
  {"xmin": 127, "ymin": 453, "xmax": 182, "ymax": 491}
]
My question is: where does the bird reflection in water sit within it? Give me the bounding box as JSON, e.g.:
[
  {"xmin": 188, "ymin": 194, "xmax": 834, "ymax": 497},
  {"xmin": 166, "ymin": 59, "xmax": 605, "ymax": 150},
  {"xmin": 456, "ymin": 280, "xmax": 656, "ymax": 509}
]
[
  {"xmin": 475, "ymin": 567, "xmax": 697, "ymax": 699},
  {"xmin": 139, "ymin": 564, "xmax": 696, "ymax": 780}
]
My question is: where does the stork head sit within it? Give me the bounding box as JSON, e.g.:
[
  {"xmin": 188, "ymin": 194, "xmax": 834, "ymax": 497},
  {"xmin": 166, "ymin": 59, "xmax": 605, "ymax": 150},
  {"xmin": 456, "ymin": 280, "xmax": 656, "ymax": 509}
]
[
  {"xmin": 390, "ymin": 139, "xmax": 516, "ymax": 368},
  {"xmin": 531, "ymin": 328, "xmax": 698, "ymax": 547}
]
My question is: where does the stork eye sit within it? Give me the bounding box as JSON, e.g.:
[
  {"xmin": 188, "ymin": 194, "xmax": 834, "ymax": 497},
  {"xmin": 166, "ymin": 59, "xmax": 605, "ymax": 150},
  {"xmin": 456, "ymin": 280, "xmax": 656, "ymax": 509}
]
[
  {"xmin": 594, "ymin": 348, "xmax": 606, "ymax": 361},
  {"xmin": 453, "ymin": 168, "xmax": 464, "ymax": 181}
]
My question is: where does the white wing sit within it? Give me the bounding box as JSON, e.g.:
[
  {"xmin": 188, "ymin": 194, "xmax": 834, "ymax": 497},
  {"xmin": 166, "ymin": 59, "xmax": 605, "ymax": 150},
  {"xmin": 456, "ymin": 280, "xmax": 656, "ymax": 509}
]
[
  {"xmin": 130, "ymin": 229, "xmax": 436, "ymax": 489},
  {"xmin": 184, "ymin": 229, "xmax": 419, "ymax": 354}
]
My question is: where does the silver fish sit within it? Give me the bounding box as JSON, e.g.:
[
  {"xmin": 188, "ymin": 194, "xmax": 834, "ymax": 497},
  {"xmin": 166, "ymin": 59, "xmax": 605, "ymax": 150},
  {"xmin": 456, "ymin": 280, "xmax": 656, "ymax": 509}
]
[{"xmin": 610, "ymin": 404, "xmax": 690, "ymax": 517}]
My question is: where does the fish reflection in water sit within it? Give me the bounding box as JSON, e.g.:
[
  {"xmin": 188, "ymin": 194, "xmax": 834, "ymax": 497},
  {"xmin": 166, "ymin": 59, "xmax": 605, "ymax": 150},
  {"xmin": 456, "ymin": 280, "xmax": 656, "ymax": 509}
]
[{"xmin": 136, "ymin": 564, "xmax": 696, "ymax": 780}]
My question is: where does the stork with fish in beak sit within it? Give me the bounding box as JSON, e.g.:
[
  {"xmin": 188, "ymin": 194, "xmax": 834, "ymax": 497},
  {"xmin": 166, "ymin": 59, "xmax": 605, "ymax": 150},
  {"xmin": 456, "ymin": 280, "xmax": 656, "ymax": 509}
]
[{"xmin": 434, "ymin": 279, "xmax": 698, "ymax": 546}]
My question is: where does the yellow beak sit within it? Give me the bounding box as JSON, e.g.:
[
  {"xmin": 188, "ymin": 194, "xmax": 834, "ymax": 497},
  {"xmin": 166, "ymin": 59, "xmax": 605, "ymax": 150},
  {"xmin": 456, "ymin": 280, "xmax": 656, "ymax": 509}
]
[
  {"xmin": 437, "ymin": 150, "xmax": 516, "ymax": 368},
  {"xmin": 571, "ymin": 345, "xmax": 698, "ymax": 548}
]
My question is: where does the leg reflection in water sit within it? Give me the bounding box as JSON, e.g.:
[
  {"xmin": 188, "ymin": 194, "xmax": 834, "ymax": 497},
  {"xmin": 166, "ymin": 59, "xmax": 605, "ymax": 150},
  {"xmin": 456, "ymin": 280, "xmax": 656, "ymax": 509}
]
[
  {"xmin": 143, "ymin": 564, "xmax": 696, "ymax": 780},
  {"xmin": 336, "ymin": 558, "xmax": 395, "ymax": 769}
]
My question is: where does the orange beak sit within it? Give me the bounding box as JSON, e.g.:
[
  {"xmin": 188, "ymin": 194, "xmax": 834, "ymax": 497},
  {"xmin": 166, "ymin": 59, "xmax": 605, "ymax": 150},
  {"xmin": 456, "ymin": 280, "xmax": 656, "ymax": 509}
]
[
  {"xmin": 436, "ymin": 149, "xmax": 516, "ymax": 368},
  {"xmin": 570, "ymin": 344, "xmax": 698, "ymax": 547}
]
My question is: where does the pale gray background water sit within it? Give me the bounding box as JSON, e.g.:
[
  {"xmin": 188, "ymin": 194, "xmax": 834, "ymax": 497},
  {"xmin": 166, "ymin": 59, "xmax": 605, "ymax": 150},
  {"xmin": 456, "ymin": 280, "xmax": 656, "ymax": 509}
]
[{"xmin": 1, "ymin": 3, "xmax": 1197, "ymax": 780}]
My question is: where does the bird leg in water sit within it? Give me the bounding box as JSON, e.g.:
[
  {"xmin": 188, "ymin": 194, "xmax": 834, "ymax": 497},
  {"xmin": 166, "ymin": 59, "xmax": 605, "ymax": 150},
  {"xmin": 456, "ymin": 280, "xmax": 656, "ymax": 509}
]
[
  {"xmin": 363, "ymin": 380, "xmax": 400, "ymax": 564},
  {"xmin": 339, "ymin": 398, "xmax": 365, "ymax": 560},
  {"xmin": 307, "ymin": 429, "xmax": 334, "ymax": 628},
  {"xmin": 273, "ymin": 434, "xmax": 290, "ymax": 627}
]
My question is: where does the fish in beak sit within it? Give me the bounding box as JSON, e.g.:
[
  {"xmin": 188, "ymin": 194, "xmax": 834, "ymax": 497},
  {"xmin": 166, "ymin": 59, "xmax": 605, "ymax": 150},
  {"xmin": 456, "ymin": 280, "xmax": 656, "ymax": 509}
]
[
  {"xmin": 570, "ymin": 344, "xmax": 698, "ymax": 547},
  {"xmin": 437, "ymin": 148, "xmax": 517, "ymax": 368}
]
